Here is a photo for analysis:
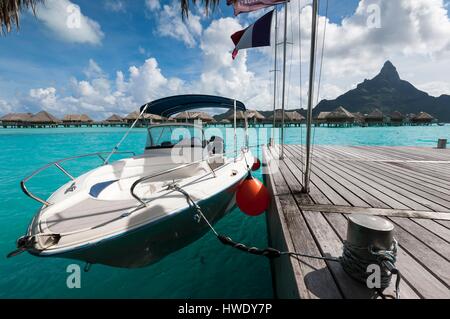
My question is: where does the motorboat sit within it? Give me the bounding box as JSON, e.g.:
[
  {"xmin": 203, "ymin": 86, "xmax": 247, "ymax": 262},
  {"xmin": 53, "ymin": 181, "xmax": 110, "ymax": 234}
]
[{"xmin": 10, "ymin": 95, "xmax": 254, "ymax": 268}]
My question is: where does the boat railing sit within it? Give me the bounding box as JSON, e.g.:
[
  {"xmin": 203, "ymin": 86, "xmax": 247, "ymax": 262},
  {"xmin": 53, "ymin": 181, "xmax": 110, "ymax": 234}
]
[
  {"xmin": 21, "ymin": 151, "xmax": 136, "ymax": 207},
  {"xmin": 130, "ymin": 149, "xmax": 248, "ymax": 205}
]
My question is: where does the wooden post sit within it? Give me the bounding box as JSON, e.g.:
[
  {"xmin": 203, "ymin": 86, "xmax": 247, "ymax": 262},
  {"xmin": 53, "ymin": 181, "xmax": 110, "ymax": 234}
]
[{"xmin": 437, "ymin": 139, "xmax": 447, "ymax": 149}]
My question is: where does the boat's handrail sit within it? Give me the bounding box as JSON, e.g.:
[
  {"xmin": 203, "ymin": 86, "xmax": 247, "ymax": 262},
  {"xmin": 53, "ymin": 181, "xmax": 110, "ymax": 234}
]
[
  {"xmin": 21, "ymin": 151, "xmax": 136, "ymax": 207},
  {"xmin": 130, "ymin": 150, "xmax": 248, "ymax": 205}
]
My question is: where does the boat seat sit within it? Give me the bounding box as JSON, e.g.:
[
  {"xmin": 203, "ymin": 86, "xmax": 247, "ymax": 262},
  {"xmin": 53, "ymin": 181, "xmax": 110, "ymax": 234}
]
[{"xmin": 45, "ymin": 198, "xmax": 140, "ymax": 233}]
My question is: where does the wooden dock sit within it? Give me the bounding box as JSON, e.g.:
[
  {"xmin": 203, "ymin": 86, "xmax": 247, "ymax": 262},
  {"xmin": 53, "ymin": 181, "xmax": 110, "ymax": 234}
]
[{"xmin": 262, "ymin": 144, "xmax": 450, "ymax": 299}]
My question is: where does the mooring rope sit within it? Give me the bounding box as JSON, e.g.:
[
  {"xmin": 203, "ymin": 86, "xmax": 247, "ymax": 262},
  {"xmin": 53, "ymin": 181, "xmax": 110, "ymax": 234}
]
[
  {"xmin": 170, "ymin": 184, "xmax": 401, "ymax": 299},
  {"xmin": 341, "ymin": 240, "xmax": 401, "ymax": 299}
]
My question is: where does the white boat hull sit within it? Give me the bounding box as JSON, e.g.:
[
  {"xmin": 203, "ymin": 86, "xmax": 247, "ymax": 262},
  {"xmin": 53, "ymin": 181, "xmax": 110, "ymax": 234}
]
[{"xmin": 23, "ymin": 151, "xmax": 253, "ymax": 268}]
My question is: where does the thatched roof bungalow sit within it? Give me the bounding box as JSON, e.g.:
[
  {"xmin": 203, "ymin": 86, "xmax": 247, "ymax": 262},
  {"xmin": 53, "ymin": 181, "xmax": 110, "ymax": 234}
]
[
  {"xmin": 365, "ymin": 108, "xmax": 384, "ymax": 125},
  {"xmin": 325, "ymin": 107, "xmax": 355, "ymax": 126},
  {"xmin": 62, "ymin": 114, "xmax": 93, "ymax": 125},
  {"xmin": 124, "ymin": 111, "xmax": 164, "ymax": 124},
  {"xmin": 173, "ymin": 111, "xmax": 214, "ymax": 123},
  {"xmin": 246, "ymin": 110, "xmax": 266, "ymax": 122},
  {"xmin": 352, "ymin": 112, "xmax": 365, "ymax": 124},
  {"xmin": 1, "ymin": 113, "xmax": 33, "ymax": 126},
  {"xmin": 389, "ymin": 111, "xmax": 404, "ymax": 125},
  {"xmin": 270, "ymin": 110, "xmax": 303, "ymax": 121},
  {"xmin": 28, "ymin": 111, "xmax": 61, "ymax": 126},
  {"xmin": 287, "ymin": 111, "xmax": 305, "ymax": 122},
  {"xmin": 226, "ymin": 110, "xmax": 265, "ymax": 124},
  {"xmin": 316, "ymin": 112, "xmax": 330, "ymax": 125},
  {"xmin": 104, "ymin": 114, "xmax": 123, "ymax": 123},
  {"xmin": 412, "ymin": 112, "xmax": 434, "ymax": 125}
]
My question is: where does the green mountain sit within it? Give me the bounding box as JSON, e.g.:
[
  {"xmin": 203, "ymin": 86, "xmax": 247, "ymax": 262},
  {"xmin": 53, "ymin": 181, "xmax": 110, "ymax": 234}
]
[{"xmin": 313, "ymin": 61, "xmax": 450, "ymax": 122}]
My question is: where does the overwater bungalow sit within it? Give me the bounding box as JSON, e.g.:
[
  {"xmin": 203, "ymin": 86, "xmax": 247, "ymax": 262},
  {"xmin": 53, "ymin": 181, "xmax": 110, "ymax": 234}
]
[
  {"xmin": 365, "ymin": 108, "xmax": 384, "ymax": 126},
  {"xmin": 389, "ymin": 111, "xmax": 404, "ymax": 126},
  {"xmin": 246, "ymin": 110, "xmax": 266, "ymax": 125},
  {"xmin": 270, "ymin": 109, "xmax": 304, "ymax": 126},
  {"xmin": 352, "ymin": 112, "xmax": 365, "ymax": 126},
  {"xmin": 125, "ymin": 111, "xmax": 164, "ymax": 126},
  {"xmin": 144, "ymin": 113, "xmax": 165, "ymax": 123},
  {"xmin": 100, "ymin": 114, "xmax": 125, "ymax": 127},
  {"xmin": 173, "ymin": 111, "xmax": 214, "ymax": 124},
  {"xmin": 287, "ymin": 111, "xmax": 305, "ymax": 124},
  {"xmin": 226, "ymin": 110, "xmax": 265, "ymax": 126},
  {"xmin": 315, "ymin": 112, "xmax": 331, "ymax": 126},
  {"xmin": 28, "ymin": 111, "xmax": 61, "ymax": 128},
  {"xmin": 405, "ymin": 113, "xmax": 416, "ymax": 125},
  {"xmin": 220, "ymin": 119, "xmax": 231, "ymax": 126},
  {"xmin": 1, "ymin": 113, "xmax": 33, "ymax": 127},
  {"xmin": 62, "ymin": 114, "xmax": 94, "ymax": 127},
  {"xmin": 412, "ymin": 112, "xmax": 434, "ymax": 126},
  {"xmin": 325, "ymin": 106, "xmax": 355, "ymax": 127}
]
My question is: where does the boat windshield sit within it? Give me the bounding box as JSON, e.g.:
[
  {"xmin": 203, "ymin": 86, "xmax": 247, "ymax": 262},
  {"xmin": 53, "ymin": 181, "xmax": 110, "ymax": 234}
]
[{"xmin": 146, "ymin": 125, "xmax": 205, "ymax": 149}]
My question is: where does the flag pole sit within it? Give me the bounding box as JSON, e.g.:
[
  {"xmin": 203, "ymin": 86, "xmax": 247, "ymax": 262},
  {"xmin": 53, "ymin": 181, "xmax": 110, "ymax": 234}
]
[
  {"xmin": 234, "ymin": 99, "xmax": 237, "ymax": 162},
  {"xmin": 271, "ymin": 8, "xmax": 278, "ymax": 144},
  {"xmin": 280, "ymin": 1, "xmax": 288, "ymax": 160},
  {"xmin": 302, "ymin": 0, "xmax": 319, "ymax": 194}
]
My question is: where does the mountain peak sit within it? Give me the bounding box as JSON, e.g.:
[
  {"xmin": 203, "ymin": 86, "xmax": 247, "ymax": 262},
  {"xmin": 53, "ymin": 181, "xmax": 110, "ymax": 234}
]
[{"xmin": 378, "ymin": 60, "xmax": 400, "ymax": 81}]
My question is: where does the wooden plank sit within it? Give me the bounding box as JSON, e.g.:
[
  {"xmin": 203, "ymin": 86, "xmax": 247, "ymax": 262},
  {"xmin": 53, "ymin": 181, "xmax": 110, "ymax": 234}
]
[
  {"xmin": 317, "ymin": 158, "xmax": 431, "ymax": 210},
  {"xmin": 295, "ymin": 204, "xmax": 450, "ymax": 221},
  {"xmin": 264, "ymin": 146, "xmax": 342, "ymax": 299},
  {"xmin": 335, "ymin": 159, "xmax": 450, "ymax": 211},
  {"xmin": 354, "ymin": 160, "xmax": 450, "ymax": 198},
  {"xmin": 320, "ymin": 146, "xmax": 450, "ymax": 189},
  {"xmin": 436, "ymin": 220, "xmax": 450, "ymax": 230},
  {"xmin": 276, "ymin": 158, "xmax": 342, "ymax": 299},
  {"xmin": 311, "ymin": 156, "xmax": 409, "ymax": 209},
  {"xmin": 390, "ymin": 217, "xmax": 450, "ymax": 261},
  {"xmin": 390, "ymin": 222, "xmax": 450, "ymax": 287},
  {"xmin": 412, "ymin": 219, "xmax": 450, "ymax": 243},
  {"xmin": 263, "ymin": 147, "xmax": 307, "ymax": 299},
  {"xmin": 289, "ymin": 146, "xmax": 389, "ymax": 208}
]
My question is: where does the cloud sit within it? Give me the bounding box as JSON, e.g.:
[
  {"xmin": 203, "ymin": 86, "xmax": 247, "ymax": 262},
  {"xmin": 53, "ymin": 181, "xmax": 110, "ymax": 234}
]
[
  {"xmin": 104, "ymin": 0, "xmax": 126, "ymax": 13},
  {"xmin": 0, "ymin": 99, "xmax": 13, "ymax": 114},
  {"xmin": 148, "ymin": 0, "xmax": 203, "ymax": 48},
  {"xmin": 4, "ymin": 0, "xmax": 450, "ymax": 119},
  {"xmin": 146, "ymin": 0, "xmax": 161, "ymax": 11},
  {"xmin": 84, "ymin": 59, "xmax": 106, "ymax": 79},
  {"xmin": 35, "ymin": 0, "xmax": 104, "ymax": 45}
]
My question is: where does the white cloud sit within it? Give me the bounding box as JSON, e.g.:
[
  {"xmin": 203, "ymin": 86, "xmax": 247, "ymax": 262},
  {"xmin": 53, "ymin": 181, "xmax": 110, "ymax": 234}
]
[
  {"xmin": 146, "ymin": 0, "xmax": 161, "ymax": 11},
  {"xmin": 0, "ymin": 99, "xmax": 13, "ymax": 114},
  {"xmin": 35, "ymin": 0, "xmax": 104, "ymax": 45},
  {"xmin": 416, "ymin": 81, "xmax": 450, "ymax": 97},
  {"xmin": 4, "ymin": 0, "xmax": 450, "ymax": 119},
  {"xmin": 84, "ymin": 59, "xmax": 105, "ymax": 79},
  {"xmin": 104, "ymin": 0, "xmax": 126, "ymax": 12},
  {"xmin": 148, "ymin": 0, "xmax": 203, "ymax": 48}
]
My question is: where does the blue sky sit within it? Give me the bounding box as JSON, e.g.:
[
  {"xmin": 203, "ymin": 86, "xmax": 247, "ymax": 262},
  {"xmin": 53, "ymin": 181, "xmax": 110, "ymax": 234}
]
[{"xmin": 1, "ymin": 0, "xmax": 450, "ymax": 119}]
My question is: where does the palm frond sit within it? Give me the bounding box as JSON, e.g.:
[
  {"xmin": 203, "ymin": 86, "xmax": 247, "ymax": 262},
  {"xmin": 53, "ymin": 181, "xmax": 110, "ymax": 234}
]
[{"xmin": 0, "ymin": 0, "xmax": 42, "ymax": 35}]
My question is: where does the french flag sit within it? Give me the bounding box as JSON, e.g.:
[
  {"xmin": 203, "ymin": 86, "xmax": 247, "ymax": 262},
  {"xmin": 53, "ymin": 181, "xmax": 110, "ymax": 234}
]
[{"xmin": 231, "ymin": 10, "xmax": 274, "ymax": 60}]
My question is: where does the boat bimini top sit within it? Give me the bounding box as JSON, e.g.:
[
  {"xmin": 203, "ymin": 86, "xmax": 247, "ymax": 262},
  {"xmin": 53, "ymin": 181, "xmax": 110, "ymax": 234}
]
[{"xmin": 140, "ymin": 94, "xmax": 246, "ymax": 117}]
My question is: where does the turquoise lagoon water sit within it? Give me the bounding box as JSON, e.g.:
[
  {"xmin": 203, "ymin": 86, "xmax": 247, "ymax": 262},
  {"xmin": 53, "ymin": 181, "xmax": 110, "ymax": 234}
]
[{"xmin": 0, "ymin": 125, "xmax": 448, "ymax": 298}]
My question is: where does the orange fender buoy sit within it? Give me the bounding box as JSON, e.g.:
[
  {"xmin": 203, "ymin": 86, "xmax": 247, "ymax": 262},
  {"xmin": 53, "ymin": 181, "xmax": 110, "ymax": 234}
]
[
  {"xmin": 251, "ymin": 157, "xmax": 261, "ymax": 171},
  {"xmin": 236, "ymin": 174, "xmax": 270, "ymax": 216}
]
